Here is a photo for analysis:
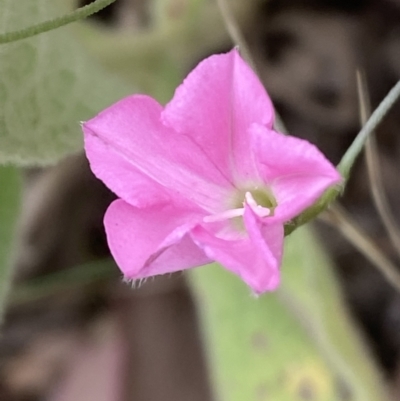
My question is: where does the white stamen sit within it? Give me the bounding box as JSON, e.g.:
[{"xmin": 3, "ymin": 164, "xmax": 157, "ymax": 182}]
[
  {"xmin": 203, "ymin": 208, "xmax": 245, "ymax": 223},
  {"xmin": 204, "ymin": 192, "xmax": 272, "ymax": 224},
  {"xmin": 245, "ymin": 192, "xmax": 271, "ymax": 217}
]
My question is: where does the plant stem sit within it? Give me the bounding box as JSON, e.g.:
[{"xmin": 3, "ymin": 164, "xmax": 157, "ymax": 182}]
[
  {"xmin": 338, "ymin": 79, "xmax": 400, "ymax": 179},
  {"xmin": 10, "ymin": 259, "xmax": 117, "ymax": 306},
  {"xmin": 0, "ymin": 0, "xmax": 117, "ymax": 45}
]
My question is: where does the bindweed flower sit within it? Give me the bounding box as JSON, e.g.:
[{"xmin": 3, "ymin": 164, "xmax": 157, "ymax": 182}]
[{"xmin": 82, "ymin": 49, "xmax": 340, "ymax": 294}]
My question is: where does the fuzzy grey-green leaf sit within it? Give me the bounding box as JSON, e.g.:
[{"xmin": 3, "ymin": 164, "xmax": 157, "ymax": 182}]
[{"xmin": 0, "ymin": 0, "xmax": 131, "ymax": 166}]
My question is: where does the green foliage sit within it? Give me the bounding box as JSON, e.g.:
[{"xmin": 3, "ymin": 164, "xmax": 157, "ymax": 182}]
[
  {"xmin": 0, "ymin": 0, "xmax": 131, "ymax": 166},
  {"xmin": 0, "ymin": 0, "xmax": 256, "ymax": 166},
  {"xmin": 0, "ymin": 167, "xmax": 21, "ymax": 321},
  {"xmin": 190, "ymin": 227, "xmax": 388, "ymax": 401}
]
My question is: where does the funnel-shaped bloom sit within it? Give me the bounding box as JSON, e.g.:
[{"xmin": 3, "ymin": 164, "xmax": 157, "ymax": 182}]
[{"xmin": 83, "ymin": 49, "xmax": 340, "ymax": 294}]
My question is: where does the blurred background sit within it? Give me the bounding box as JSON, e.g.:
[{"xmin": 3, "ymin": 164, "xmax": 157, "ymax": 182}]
[{"xmin": 1, "ymin": 0, "xmax": 400, "ymax": 399}]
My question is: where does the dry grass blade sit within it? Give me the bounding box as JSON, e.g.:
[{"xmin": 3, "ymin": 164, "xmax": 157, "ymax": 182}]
[
  {"xmin": 215, "ymin": 0, "xmax": 287, "ymax": 133},
  {"xmin": 321, "ymin": 203, "xmax": 400, "ymax": 294},
  {"xmin": 357, "ymin": 71, "xmax": 400, "ymax": 258},
  {"xmin": 215, "ymin": 0, "xmax": 255, "ymax": 70}
]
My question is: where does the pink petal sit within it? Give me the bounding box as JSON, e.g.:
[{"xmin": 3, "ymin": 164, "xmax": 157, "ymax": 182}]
[
  {"xmin": 192, "ymin": 204, "xmax": 284, "ymax": 294},
  {"xmin": 104, "ymin": 199, "xmax": 211, "ymax": 279},
  {"xmin": 83, "ymin": 95, "xmax": 233, "ymax": 213},
  {"xmin": 162, "ymin": 49, "xmax": 275, "ymax": 184},
  {"xmin": 84, "ymin": 130, "xmax": 171, "ymax": 208},
  {"xmin": 251, "ymin": 124, "xmax": 342, "ymax": 224}
]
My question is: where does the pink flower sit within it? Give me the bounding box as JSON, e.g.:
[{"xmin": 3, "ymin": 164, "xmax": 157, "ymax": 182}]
[{"xmin": 83, "ymin": 49, "xmax": 340, "ymax": 294}]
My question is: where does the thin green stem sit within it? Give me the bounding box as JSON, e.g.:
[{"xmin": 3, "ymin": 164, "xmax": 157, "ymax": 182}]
[
  {"xmin": 0, "ymin": 167, "xmax": 21, "ymax": 321},
  {"xmin": 0, "ymin": 0, "xmax": 117, "ymax": 45},
  {"xmin": 10, "ymin": 259, "xmax": 117, "ymax": 306},
  {"xmin": 338, "ymin": 79, "xmax": 400, "ymax": 179},
  {"xmin": 286, "ymin": 78, "xmax": 400, "ymax": 236},
  {"xmin": 284, "ymin": 188, "xmax": 340, "ymax": 236}
]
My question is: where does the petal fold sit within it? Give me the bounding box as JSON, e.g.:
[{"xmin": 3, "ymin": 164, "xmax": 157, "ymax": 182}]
[
  {"xmin": 251, "ymin": 124, "xmax": 342, "ymax": 224},
  {"xmin": 192, "ymin": 203, "xmax": 284, "ymax": 294},
  {"xmin": 105, "ymin": 199, "xmax": 210, "ymax": 279},
  {"xmin": 162, "ymin": 49, "xmax": 275, "ymax": 184},
  {"xmin": 84, "ymin": 95, "xmax": 232, "ymax": 213}
]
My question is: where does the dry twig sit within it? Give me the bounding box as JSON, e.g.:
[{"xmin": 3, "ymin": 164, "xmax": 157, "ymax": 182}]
[
  {"xmin": 321, "ymin": 203, "xmax": 400, "ymax": 294},
  {"xmin": 357, "ymin": 71, "xmax": 400, "ymax": 258}
]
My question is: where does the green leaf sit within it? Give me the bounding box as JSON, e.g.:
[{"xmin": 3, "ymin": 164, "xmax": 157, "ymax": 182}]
[
  {"xmin": 0, "ymin": 0, "xmax": 131, "ymax": 166},
  {"xmin": 0, "ymin": 166, "xmax": 21, "ymax": 321},
  {"xmin": 189, "ymin": 227, "xmax": 388, "ymax": 401}
]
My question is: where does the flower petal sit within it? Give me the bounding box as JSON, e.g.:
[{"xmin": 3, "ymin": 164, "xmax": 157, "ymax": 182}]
[
  {"xmin": 83, "ymin": 95, "xmax": 233, "ymax": 213},
  {"xmin": 84, "ymin": 128, "xmax": 171, "ymax": 208},
  {"xmin": 105, "ymin": 199, "xmax": 211, "ymax": 279},
  {"xmin": 251, "ymin": 124, "xmax": 342, "ymax": 224},
  {"xmin": 192, "ymin": 204, "xmax": 283, "ymax": 294},
  {"xmin": 162, "ymin": 49, "xmax": 275, "ymax": 184}
]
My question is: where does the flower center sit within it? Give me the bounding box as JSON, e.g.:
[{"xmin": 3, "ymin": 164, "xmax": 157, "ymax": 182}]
[
  {"xmin": 233, "ymin": 188, "xmax": 277, "ymax": 216},
  {"xmin": 203, "ymin": 186, "xmax": 277, "ymax": 226}
]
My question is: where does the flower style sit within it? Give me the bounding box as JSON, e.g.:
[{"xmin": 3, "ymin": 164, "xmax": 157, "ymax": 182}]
[{"xmin": 82, "ymin": 49, "xmax": 341, "ymax": 294}]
